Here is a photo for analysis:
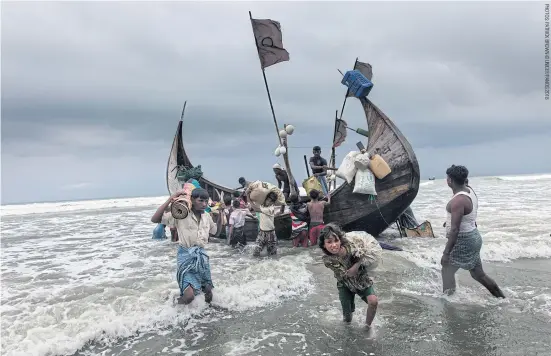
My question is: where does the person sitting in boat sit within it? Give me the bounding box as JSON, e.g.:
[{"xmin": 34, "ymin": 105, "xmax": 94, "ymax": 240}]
[
  {"xmin": 318, "ymin": 223, "xmax": 379, "ymax": 327},
  {"xmin": 151, "ymin": 188, "xmax": 217, "ymax": 305},
  {"xmin": 307, "ymin": 189, "xmax": 330, "ymax": 246},
  {"xmin": 441, "ymin": 165, "xmax": 505, "ymax": 298},
  {"xmin": 309, "ymin": 146, "xmax": 329, "ymax": 197},
  {"xmin": 251, "ymin": 192, "xmax": 284, "ymax": 257},
  {"xmin": 289, "ymin": 194, "xmax": 310, "ymax": 248},
  {"xmin": 273, "ymin": 163, "xmax": 299, "ymax": 202}
]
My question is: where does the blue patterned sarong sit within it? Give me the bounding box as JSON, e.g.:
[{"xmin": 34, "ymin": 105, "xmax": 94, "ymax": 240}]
[{"xmin": 176, "ymin": 246, "xmax": 213, "ymax": 296}]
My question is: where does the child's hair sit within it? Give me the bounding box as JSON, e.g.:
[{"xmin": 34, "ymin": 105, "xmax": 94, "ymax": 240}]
[
  {"xmin": 232, "ymin": 199, "xmax": 240, "ymax": 209},
  {"xmin": 309, "ymin": 189, "xmax": 320, "ymax": 200},
  {"xmin": 318, "ymin": 223, "xmax": 347, "ymax": 255},
  {"xmin": 191, "ymin": 188, "xmax": 209, "ymax": 200},
  {"xmin": 223, "ymin": 196, "xmax": 232, "ymax": 206}
]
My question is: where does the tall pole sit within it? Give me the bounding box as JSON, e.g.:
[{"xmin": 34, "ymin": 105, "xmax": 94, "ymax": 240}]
[
  {"xmin": 338, "ymin": 57, "xmax": 358, "ymax": 121},
  {"xmin": 248, "ymin": 11, "xmax": 297, "ymax": 200},
  {"xmin": 330, "ymin": 110, "xmax": 338, "ymax": 190},
  {"xmin": 249, "ymin": 11, "xmax": 282, "ymax": 146}
]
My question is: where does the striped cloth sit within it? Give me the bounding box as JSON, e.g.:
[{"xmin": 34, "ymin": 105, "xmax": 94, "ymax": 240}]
[
  {"xmin": 176, "ymin": 246, "xmax": 213, "ymax": 296},
  {"xmin": 290, "ymin": 211, "xmax": 308, "ymax": 239},
  {"xmin": 449, "ymin": 228, "xmax": 483, "ymax": 270}
]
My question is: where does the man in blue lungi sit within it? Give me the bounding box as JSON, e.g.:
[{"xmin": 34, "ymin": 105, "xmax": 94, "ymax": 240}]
[{"xmin": 151, "ymin": 188, "xmax": 218, "ymax": 304}]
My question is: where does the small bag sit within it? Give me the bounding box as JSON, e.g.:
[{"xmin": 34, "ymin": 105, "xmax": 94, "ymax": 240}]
[
  {"xmin": 336, "ymin": 151, "xmax": 360, "ymax": 184},
  {"xmin": 354, "ymin": 153, "xmax": 371, "ymax": 170},
  {"xmin": 353, "ymin": 168, "xmax": 377, "ymax": 195},
  {"xmin": 152, "ymin": 224, "xmax": 167, "ymax": 239}
]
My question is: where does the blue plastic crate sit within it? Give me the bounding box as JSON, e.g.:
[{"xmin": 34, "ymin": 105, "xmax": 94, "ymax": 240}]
[{"xmin": 341, "ymin": 70, "xmax": 374, "ymax": 98}]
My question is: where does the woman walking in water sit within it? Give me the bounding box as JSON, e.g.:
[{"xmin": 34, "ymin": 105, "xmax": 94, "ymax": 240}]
[{"xmin": 441, "ymin": 165, "xmax": 505, "ymax": 298}]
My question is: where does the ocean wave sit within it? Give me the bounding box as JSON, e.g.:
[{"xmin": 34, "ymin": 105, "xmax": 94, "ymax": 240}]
[
  {"xmin": 0, "ymin": 242, "xmax": 315, "ymax": 356},
  {"xmin": 493, "ymin": 174, "xmax": 551, "ymax": 181},
  {"xmin": 0, "ymin": 196, "xmax": 168, "ymax": 217}
]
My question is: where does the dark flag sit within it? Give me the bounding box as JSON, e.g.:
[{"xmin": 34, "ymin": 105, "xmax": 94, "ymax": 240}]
[
  {"xmin": 250, "ymin": 18, "xmax": 290, "ymax": 69},
  {"xmin": 332, "ymin": 119, "xmax": 348, "ymax": 148}
]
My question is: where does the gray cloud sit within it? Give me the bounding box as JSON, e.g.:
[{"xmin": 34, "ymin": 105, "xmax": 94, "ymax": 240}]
[{"xmin": 1, "ymin": 1, "xmax": 550, "ymax": 204}]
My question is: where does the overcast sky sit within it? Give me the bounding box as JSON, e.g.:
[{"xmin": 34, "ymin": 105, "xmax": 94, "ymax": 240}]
[{"xmin": 1, "ymin": 1, "xmax": 549, "ymax": 204}]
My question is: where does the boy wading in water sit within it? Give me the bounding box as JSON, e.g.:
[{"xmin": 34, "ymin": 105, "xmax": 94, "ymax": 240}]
[
  {"xmin": 307, "ymin": 189, "xmax": 330, "ymax": 246},
  {"xmin": 229, "ymin": 199, "xmax": 254, "ymax": 248},
  {"xmin": 251, "ymin": 192, "xmax": 282, "ymax": 257},
  {"xmin": 319, "ymin": 223, "xmax": 379, "ymax": 327},
  {"xmin": 442, "ymin": 165, "xmax": 505, "ymax": 298},
  {"xmin": 151, "ymin": 188, "xmax": 217, "ymax": 305}
]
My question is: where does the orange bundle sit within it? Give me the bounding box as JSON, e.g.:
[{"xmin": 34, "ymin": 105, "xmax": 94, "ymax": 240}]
[{"xmin": 171, "ymin": 182, "xmax": 196, "ymax": 219}]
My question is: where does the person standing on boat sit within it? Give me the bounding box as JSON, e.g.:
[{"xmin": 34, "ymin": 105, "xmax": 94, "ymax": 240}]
[
  {"xmin": 307, "ymin": 189, "xmax": 330, "ymax": 246},
  {"xmin": 251, "ymin": 192, "xmax": 283, "ymax": 257},
  {"xmin": 151, "ymin": 188, "xmax": 218, "ymax": 305},
  {"xmin": 309, "ymin": 146, "xmax": 329, "ymax": 197},
  {"xmin": 273, "ymin": 163, "xmax": 299, "ymax": 202},
  {"xmin": 318, "ymin": 223, "xmax": 379, "ymax": 327},
  {"xmin": 441, "ymin": 165, "xmax": 505, "ymax": 298}
]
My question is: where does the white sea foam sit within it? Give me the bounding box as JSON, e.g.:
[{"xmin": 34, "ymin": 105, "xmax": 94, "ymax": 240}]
[
  {"xmin": 493, "ymin": 173, "xmax": 551, "ymax": 181},
  {"xmin": 0, "ymin": 206, "xmax": 315, "ymax": 356},
  {"xmin": 0, "ymin": 196, "xmax": 168, "ymax": 217}
]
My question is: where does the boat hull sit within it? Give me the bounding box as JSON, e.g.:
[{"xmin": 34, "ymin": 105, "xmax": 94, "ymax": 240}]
[{"xmin": 171, "ymin": 95, "xmax": 420, "ymax": 240}]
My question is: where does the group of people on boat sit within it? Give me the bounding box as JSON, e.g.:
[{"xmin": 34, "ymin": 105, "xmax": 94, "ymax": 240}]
[{"xmin": 151, "ymin": 160, "xmax": 505, "ymax": 327}]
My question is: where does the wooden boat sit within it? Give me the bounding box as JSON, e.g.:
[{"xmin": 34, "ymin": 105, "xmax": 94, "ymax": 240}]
[
  {"xmin": 167, "ymin": 95, "xmax": 420, "ymax": 241},
  {"xmin": 306, "ymin": 96, "xmax": 420, "ymax": 237}
]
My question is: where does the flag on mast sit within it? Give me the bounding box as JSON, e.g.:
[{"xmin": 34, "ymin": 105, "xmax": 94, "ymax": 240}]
[
  {"xmin": 250, "ymin": 17, "xmax": 290, "ymax": 69},
  {"xmin": 332, "ymin": 119, "xmax": 348, "ymax": 148}
]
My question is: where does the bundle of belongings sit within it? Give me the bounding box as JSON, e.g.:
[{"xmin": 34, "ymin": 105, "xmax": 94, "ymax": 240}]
[
  {"xmin": 246, "ymin": 180, "xmax": 286, "ymax": 206},
  {"xmin": 176, "ymin": 165, "xmax": 203, "ymax": 183},
  {"xmin": 171, "ymin": 179, "xmax": 201, "ymax": 219},
  {"xmin": 335, "ymin": 150, "xmax": 391, "ymax": 197},
  {"xmin": 342, "ymin": 230, "xmax": 383, "ymax": 271}
]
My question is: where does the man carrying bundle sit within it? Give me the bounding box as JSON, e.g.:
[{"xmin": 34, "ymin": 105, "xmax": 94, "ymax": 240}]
[
  {"xmin": 250, "ymin": 192, "xmax": 284, "ymax": 257},
  {"xmin": 309, "ymin": 146, "xmax": 329, "ymax": 197},
  {"xmin": 151, "ymin": 188, "xmax": 217, "ymax": 305}
]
